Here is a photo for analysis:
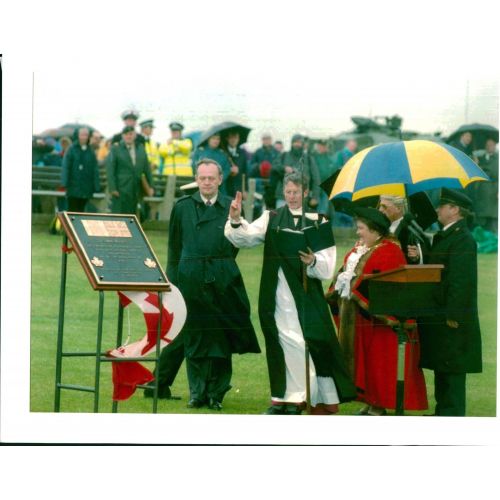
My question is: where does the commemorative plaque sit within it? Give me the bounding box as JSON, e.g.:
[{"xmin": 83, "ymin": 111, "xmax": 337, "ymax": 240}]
[{"xmin": 58, "ymin": 212, "xmax": 170, "ymax": 291}]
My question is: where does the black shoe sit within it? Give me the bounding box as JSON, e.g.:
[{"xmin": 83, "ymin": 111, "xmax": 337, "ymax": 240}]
[
  {"xmin": 187, "ymin": 398, "xmax": 205, "ymax": 409},
  {"xmin": 208, "ymin": 398, "xmax": 223, "ymax": 411},
  {"xmin": 144, "ymin": 385, "xmax": 181, "ymax": 400},
  {"xmin": 285, "ymin": 404, "xmax": 303, "ymax": 415},
  {"xmin": 262, "ymin": 405, "xmax": 288, "ymax": 415}
]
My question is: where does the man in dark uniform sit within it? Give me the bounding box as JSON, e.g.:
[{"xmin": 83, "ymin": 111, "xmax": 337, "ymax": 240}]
[
  {"xmin": 166, "ymin": 158, "xmax": 260, "ymax": 410},
  {"xmin": 106, "ymin": 126, "xmax": 154, "ymax": 214},
  {"xmin": 419, "ymin": 188, "xmax": 482, "ymax": 416},
  {"xmin": 111, "ymin": 109, "xmax": 146, "ymax": 146}
]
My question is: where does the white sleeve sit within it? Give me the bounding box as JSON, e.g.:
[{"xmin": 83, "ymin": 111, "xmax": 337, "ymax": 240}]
[
  {"xmin": 224, "ymin": 210, "xmax": 270, "ymax": 248},
  {"xmin": 307, "ymin": 245, "xmax": 336, "ymax": 280}
]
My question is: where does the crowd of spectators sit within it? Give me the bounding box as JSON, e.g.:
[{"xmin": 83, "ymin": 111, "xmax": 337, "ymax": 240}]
[{"xmin": 32, "ymin": 109, "xmax": 498, "ymax": 234}]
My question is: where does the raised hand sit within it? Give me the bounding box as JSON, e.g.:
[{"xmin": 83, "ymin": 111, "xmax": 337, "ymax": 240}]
[{"xmin": 230, "ymin": 191, "xmax": 243, "ymax": 221}]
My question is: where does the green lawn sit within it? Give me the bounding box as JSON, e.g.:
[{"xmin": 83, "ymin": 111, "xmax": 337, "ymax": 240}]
[{"xmin": 30, "ymin": 225, "xmax": 497, "ymax": 416}]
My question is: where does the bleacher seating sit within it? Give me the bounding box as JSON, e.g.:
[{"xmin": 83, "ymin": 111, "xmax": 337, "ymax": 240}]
[{"xmin": 32, "ymin": 165, "xmax": 108, "ymax": 213}]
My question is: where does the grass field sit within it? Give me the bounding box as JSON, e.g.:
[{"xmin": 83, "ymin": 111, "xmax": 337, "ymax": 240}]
[{"xmin": 30, "ymin": 224, "xmax": 497, "ymax": 416}]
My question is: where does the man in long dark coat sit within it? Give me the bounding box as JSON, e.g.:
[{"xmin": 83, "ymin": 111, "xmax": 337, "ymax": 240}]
[
  {"xmin": 225, "ymin": 172, "xmax": 356, "ymax": 415},
  {"xmin": 419, "ymin": 188, "xmax": 482, "ymax": 416},
  {"xmin": 106, "ymin": 126, "xmax": 154, "ymax": 215},
  {"xmin": 166, "ymin": 158, "xmax": 260, "ymax": 410}
]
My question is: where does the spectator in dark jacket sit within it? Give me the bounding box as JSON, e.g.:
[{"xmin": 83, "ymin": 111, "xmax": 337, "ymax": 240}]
[
  {"xmin": 32, "ymin": 136, "xmax": 55, "ymax": 165},
  {"xmin": 270, "ymin": 134, "xmax": 321, "ymax": 209},
  {"xmin": 106, "ymin": 126, "xmax": 154, "ymax": 215},
  {"xmin": 61, "ymin": 127, "xmax": 101, "ymax": 212},
  {"xmin": 451, "ymin": 131, "xmax": 473, "ymax": 157},
  {"xmin": 334, "ymin": 139, "xmax": 358, "ymax": 169},
  {"xmin": 222, "ymin": 130, "xmax": 248, "ymax": 197},
  {"xmin": 313, "ymin": 139, "xmax": 337, "ymax": 216},
  {"xmin": 249, "ymin": 133, "xmax": 279, "ymax": 178}
]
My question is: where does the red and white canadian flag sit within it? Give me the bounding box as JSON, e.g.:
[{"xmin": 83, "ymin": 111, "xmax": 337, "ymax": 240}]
[{"xmin": 107, "ymin": 285, "xmax": 186, "ymax": 401}]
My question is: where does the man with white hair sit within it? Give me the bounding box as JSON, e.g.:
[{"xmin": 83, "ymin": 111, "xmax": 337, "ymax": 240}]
[{"xmin": 378, "ymin": 195, "xmax": 429, "ymax": 263}]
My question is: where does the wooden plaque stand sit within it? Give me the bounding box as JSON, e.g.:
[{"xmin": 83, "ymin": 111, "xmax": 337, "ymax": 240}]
[{"xmin": 54, "ymin": 212, "xmax": 170, "ymax": 414}]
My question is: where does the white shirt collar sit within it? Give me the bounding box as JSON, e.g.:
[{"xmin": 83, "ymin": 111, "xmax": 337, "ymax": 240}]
[
  {"xmin": 200, "ymin": 193, "xmax": 217, "ymax": 205},
  {"xmin": 442, "ymin": 220, "xmax": 459, "ymax": 231},
  {"xmin": 389, "ymin": 217, "xmax": 403, "ymax": 234},
  {"xmin": 289, "ymin": 207, "xmax": 319, "ymax": 220}
]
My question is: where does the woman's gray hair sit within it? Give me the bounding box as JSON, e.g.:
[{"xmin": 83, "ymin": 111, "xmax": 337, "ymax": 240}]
[
  {"xmin": 195, "ymin": 158, "xmax": 223, "ymax": 177},
  {"xmin": 379, "ymin": 195, "xmax": 408, "ymax": 213}
]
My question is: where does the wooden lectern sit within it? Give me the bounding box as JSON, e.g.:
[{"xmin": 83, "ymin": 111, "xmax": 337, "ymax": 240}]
[{"xmin": 364, "ymin": 265, "xmax": 444, "ymax": 416}]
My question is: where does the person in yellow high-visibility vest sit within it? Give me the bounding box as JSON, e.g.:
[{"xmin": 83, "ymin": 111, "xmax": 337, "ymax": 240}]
[
  {"xmin": 159, "ymin": 122, "xmax": 193, "ymax": 176},
  {"xmin": 140, "ymin": 119, "xmax": 161, "ymax": 174}
]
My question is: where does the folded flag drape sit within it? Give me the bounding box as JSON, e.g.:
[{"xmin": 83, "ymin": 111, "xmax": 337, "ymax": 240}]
[{"xmin": 107, "ymin": 286, "xmax": 186, "ymax": 401}]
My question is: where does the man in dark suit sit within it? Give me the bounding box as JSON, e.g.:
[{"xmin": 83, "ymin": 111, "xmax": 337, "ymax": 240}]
[
  {"xmin": 165, "ymin": 158, "xmax": 260, "ymax": 410},
  {"xmin": 378, "ymin": 195, "xmax": 430, "ymax": 263},
  {"xmin": 106, "ymin": 126, "xmax": 154, "ymax": 215},
  {"xmin": 419, "ymin": 188, "xmax": 482, "ymax": 416},
  {"xmin": 111, "ymin": 109, "xmax": 146, "ymax": 147}
]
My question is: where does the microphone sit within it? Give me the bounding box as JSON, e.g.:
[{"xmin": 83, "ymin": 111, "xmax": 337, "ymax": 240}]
[{"xmin": 403, "ymin": 213, "xmax": 427, "ymax": 245}]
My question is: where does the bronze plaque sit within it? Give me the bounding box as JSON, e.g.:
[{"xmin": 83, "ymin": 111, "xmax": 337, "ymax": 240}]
[{"xmin": 58, "ymin": 212, "xmax": 170, "ymax": 291}]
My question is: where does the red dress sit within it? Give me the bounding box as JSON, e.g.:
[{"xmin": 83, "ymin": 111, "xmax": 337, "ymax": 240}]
[{"xmin": 331, "ymin": 239, "xmax": 428, "ymax": 410}]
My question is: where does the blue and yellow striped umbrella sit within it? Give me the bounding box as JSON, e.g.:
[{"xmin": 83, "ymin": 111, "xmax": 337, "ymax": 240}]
[{"xmin": 330, "ymin": 140, "xmax": 490, "ymax": 202}]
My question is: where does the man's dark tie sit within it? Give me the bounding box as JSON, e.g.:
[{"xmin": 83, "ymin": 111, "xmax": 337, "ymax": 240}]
[{"xmin": 206, "ymin": 200, "xmax": 212, "ymax": 206}]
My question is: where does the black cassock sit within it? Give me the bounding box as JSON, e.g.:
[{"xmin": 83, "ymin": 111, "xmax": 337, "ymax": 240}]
[
  {"xmin": 258, "ymin": 207, "xmax": 356, "ymax": 402},
  {"xmin": 167, "ymin": 191, "xmax": 260, "ymax": 402}
]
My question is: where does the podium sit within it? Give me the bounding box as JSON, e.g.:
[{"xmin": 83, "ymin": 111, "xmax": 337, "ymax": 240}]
[
  {"xmin": 364, "ymin": 265, "xmax": 443, "ymax": 415},
  {"xmin": 54, "ymin": 212, "xmax": 171, "ymax": 413}
]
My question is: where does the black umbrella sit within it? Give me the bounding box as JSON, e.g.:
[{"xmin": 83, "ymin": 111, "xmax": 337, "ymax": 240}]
[
  {"xmin": 446, "ymin": 123, "xmax": 498, "ymax": 150},
  {"xmin": 198, "ymin": 121, "xmax": 251, "ymax": 147},
  {"xmin": 407, "ymin": 191, "xmax": 437, "ymax": 230},
  {"xmin": 40, "ymin": 123, "xmax": 98, "ymax": 141}
]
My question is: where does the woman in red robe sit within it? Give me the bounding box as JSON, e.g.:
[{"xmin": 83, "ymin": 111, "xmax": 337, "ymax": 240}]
[{"xmin": 327, "ymin": 207, "xmax": 428, "ymax": 415}]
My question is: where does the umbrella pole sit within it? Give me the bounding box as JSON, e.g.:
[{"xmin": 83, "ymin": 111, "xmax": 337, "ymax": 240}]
[
  {"xmin": 300, "ymin": 157, "xmax": 312, "ymax": 415},
  {"xmin": 303, "ymin": 268, "xmax": 311, "ymax": 415}
]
